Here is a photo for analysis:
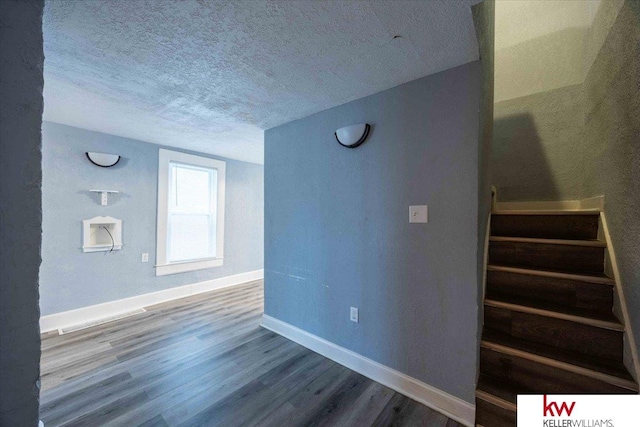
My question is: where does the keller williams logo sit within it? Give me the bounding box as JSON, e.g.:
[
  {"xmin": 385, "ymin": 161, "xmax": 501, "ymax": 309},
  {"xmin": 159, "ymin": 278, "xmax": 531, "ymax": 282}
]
[{"xmin": 544, "ymin": 395, "xmax": 577, "ymax": 417}]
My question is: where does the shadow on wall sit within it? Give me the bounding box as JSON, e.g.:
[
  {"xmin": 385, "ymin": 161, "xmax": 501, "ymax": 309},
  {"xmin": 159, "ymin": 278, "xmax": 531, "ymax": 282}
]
[{"xmin": 492, "ymin": 114, "xmax": 561, "ymax": 201}]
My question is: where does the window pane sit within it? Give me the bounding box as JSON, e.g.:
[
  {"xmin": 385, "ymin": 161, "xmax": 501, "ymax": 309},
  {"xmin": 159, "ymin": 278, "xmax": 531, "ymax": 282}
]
[
  {"xmin": 169, "ymin": 214, "xmax": 215, "ymax": 262},
  {"xmin": 170, "ymin": 163, "xmax": 215, "ymax": 213}
]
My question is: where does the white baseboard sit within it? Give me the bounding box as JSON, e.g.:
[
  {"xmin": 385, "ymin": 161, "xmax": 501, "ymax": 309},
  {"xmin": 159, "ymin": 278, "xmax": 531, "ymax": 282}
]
[
  {"xmin": 261, "ymin": 315, "xmax": 475, "ymax": 427},
  {"xmin": 40, "ymin": 269, "xmax": 264, "ymax": 333},
  {"xmin": 580, "ymin": 195, "xmax": 605, "ymax": 210}
]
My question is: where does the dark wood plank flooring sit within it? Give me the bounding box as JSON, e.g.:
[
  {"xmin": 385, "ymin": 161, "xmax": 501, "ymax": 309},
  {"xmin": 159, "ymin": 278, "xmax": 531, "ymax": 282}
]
[{"xmin": 41, "ymin": 281, "xmax": 463, "ymax": 427}]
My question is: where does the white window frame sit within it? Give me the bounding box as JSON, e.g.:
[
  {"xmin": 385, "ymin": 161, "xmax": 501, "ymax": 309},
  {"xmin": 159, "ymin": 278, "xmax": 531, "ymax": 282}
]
[{"xmin": 156, "ymin": 149, "xmax": 225, "ymax": 276}]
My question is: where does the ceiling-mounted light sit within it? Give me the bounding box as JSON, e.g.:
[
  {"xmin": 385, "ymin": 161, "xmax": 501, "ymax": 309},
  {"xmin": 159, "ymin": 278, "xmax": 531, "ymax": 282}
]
[
  {"xmin": 86, "ymin": 152, "xmax": 121, "ymax": 167},
  {"xmin": 335, "ymin": 123, "xmax": 371, "ymax": 148}
]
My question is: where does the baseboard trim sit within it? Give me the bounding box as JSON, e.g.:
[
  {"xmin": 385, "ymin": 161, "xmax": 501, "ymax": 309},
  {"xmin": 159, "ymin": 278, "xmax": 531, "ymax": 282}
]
[
  {"xmin": 260, "ymin": 314, "xmax": 475, "ymax": 427},
  {"xmin": 40, "ymin": 269, "xmax": 264, "ymax": 333}
]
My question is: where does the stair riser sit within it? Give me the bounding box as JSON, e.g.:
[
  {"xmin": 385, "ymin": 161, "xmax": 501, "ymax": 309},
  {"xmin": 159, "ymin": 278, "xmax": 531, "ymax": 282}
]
[
  {"xmin": 480, "ymin": 348, "xmax": 634, "ymax": 395},
  {"xmin": 486, "ymin": 271, "xmax": 613, "ymax": 314},
  {"xmin": 491, "ymin": 215, "xmax": 599, "ymax": 240},
  {"xmin": 484, "ymin": 305, "xmax": 623, "ymax": 362},
  {"xmin": 489, "ymin": 241, "xmax": 604, "ymax": 274},
  {"xmin": 475, "ymin": 398, "xmax": 515, "ymax": 427}
]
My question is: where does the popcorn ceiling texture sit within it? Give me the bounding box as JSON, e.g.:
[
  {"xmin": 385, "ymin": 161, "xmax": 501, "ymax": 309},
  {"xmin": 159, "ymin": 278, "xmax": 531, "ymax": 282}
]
[
  {"xmin": 0, "ymin": 1, "xmax": 44, "ymax": 426},
  {"xmin": 43, "ymin": 0, "xmax": 481, "ymax": 164}
]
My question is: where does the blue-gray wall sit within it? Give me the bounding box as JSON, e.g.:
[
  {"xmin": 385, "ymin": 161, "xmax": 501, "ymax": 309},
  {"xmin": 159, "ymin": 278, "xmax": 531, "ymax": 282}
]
[
  {"xmin": 264, "ymin": 62, "xmax": 482, "ymax": 403},
  {"xmin": 0, "ymin": 1, "xmax": 44, "ymax": 425},
  {"xmin": 40, "ymin": 122, "xmax": 264, "ymax": 316}
]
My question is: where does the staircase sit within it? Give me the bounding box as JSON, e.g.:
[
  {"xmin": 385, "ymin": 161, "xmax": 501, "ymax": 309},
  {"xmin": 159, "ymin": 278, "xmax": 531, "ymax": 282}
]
[{"xmin": 475, "ymin": 210, "xmax": 639, "ymax": 426}]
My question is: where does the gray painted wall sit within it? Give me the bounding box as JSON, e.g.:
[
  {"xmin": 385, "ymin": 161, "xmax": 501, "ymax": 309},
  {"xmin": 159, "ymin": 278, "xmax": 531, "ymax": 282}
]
[
  {"xmin": 0, "ymin": 1, "xmax": 44, "ymax": 425},
  {"xmin": 583, "ymin": 0, "xmax": 640, "ymax": 372},
  {"xmin": 40, "ymin": 122, "xmax": 264, "ymax": 316},
  {"xmin": 265, "ymin": 62, "xmax": 482, "ymax": 403}
]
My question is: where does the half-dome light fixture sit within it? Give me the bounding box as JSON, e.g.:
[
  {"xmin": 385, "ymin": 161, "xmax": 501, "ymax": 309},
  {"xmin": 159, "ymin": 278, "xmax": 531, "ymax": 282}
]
[
  {"xmin": 335, "ymin": 123, "xmax": 370, "ymax": 149},
  {"xmin": 86, "ymin": 152, "xmax": 121, "ymax": 168}
]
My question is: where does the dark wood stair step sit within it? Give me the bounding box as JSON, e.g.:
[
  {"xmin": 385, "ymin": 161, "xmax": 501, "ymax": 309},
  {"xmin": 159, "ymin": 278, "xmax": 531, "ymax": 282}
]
[
  {"xmin": 481, "ymin": 346, "xmax": 637, "ymax": 395},
  {"xmin": 484, "ymin": 300, "xmax": 623, "ymax": 362},
  {"xmin": 489, "ymin": 237, "xmax": 606, "ymax": 275},
  {"xmin": 475, "ymin": 374, "xmax": 518, "ymax": 427},
  {"xmin": 481, "ymin": 330, "xmax": 638, "ymax": 392},
  {"xmin": 486, "ymin": 265, "xmax": 615, "ymax": 285},
  {"xmin": 484, "ymin": 294, "xmax": 621, "ymax": 328},
  {"xmin": 491, "ymin": 212, "xmax": 600, "ymax": 240},
  {"xmin": 486, "ymin": 266, "xmax": 613, "ymax": 314}
]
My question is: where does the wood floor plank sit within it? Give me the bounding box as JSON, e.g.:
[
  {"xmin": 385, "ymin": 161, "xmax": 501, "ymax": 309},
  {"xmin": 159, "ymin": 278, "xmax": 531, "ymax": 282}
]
[
  {"xmin": 41, "ymin": 281, "xmax": 463, "ymax": 427},
  {"xmin": 137, "ymin": 414, "xmax": 169, "ymax": 427},
  {"xmin": 372, "ymin": 393, "xmax": 451, "ymax": 427},
  {"xmin": 333, "ymin": 381, "xmax": 396, "ymax": 427},
  {"xmin": 59, "ymin": 389, "xmax": 150, "ymax": 427}
]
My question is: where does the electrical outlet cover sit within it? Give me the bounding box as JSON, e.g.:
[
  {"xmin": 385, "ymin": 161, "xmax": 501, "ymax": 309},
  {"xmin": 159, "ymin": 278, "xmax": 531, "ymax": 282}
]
[{"xmin": 350, "ymin": 307, "xmax": 359, "ymax": 323}]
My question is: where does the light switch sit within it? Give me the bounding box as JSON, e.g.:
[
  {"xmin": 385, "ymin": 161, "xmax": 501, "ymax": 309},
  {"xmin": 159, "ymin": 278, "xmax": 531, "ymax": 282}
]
[{"xmin": 409, "ymin": 205, "xmax": 428, "ymax": 223}]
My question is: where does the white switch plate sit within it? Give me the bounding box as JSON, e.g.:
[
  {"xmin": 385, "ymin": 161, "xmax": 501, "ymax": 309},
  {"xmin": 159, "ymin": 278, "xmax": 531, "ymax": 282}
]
[
  {"xmin": 141, "ymin": 253, "xmax": 149, "ymax": 262},
  {"xmin": 350, "ymin": 307, "xmax": 359, "ymax": 323},
  {"xmin": 409, "ymin": 205, "xmax": 428, "ymax": 223}
]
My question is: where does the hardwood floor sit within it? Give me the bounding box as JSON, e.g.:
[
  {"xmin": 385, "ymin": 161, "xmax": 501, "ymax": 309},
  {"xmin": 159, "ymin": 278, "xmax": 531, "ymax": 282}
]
[{"xmin": 41, "ymin": 281, "xmax": 463, "ymax": 427}]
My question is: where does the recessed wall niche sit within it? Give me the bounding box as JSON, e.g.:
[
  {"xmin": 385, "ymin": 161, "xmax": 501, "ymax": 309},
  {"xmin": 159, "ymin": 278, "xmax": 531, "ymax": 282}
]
[{"xmin": 82, "ymin": 216, "xmax": 122, "ymax": 252}]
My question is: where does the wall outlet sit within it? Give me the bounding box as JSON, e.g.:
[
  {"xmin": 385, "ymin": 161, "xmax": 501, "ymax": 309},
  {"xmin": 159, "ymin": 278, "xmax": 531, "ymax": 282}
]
[
  {"xmin": 141, "ymin": 253, "xmax": 149, "ymax": 263},
  {"xmin": 350, "ymin": 307, "xmax": 359, "ymax": 323}
]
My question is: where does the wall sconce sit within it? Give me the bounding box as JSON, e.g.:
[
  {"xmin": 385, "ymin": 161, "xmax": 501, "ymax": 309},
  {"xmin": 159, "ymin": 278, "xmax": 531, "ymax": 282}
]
[
  {"xmin": 335, "ymin": 123, "xmax": 371, "ymax": 148},
  {"xmin": 86, "ymin": 152, "xmax": 121, "ymax": 167}
]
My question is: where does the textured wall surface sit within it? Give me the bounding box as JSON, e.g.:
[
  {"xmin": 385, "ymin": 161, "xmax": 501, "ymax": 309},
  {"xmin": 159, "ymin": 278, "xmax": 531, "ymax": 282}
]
[
  {"xmin": 493, "ymin": 84, "xmax": 588, "ymax": 201},
  {"xmin": 494, "ymin": 0, "xmax": 601, "ymax": 102},
  {"xmin": 584, "ymin": 0, "xmax": 640, "ymax": 371},
  {"xmin": 40, "ymin": 122, "xmax": 264, "ymax": 315},
  {"xmin": 0, "ymin": 1, "xmax": 44, "ymax": 426},
  {"xmin": 265, "ymin": 63, "xmax": 482, "ymax": 403},
  {"xmin": 492, "ymin": 0, "xmax": 626, "ymax": 202},
  {"xmin": 43, "ymin": 0, "xmax": 482, "ymax": 164}
]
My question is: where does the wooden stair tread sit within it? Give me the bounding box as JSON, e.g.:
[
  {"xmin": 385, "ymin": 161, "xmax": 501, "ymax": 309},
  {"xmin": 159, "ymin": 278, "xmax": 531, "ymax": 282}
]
[
  {"xmin": 481, "ymin": 329, "xmax": 637, "ymax": 390},
  {"xmin": 493, "ymin": 210, "xmax": 600, "ymax": 216},
  {"xmin": 476, "ymin": 374, "xmax": 522, "ymax": 405},
  {"xmin": 485, "ymin": 292, "xmax": 620, "ymax": 324},
  {"xmin": 487, "ymin": 264, "xmax": 615, "ymax": 285},
  {"xmin": 484, "ymin": 297, "xmax": 624, "ymax": 331},
  {"xmin": 490, "ymin": 236, "xmax": 606, "ymax": 247}
]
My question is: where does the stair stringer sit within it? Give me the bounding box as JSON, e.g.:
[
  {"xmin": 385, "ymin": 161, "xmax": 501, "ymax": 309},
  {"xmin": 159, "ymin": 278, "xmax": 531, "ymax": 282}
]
[{"xmin": 600, "ymin": 210, "xmax": 640, "ymax": 382}]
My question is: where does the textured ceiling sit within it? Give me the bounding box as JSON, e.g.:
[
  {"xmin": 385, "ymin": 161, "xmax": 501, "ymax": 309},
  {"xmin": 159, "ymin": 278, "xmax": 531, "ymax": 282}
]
[{"xmin": 44, "ymin": 0, "xmax": 482, "ymax": 164}]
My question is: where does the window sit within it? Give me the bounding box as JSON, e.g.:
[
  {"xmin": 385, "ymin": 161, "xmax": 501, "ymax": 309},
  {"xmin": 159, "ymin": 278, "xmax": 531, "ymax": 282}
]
[{"xmin": 156, "ymin": 149, "xmax": 225, "ymax": 276}]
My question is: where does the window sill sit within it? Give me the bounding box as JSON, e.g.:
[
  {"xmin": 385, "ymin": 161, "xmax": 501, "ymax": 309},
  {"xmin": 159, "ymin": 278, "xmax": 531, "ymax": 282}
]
[{"xmin": 155, "ymin": 258, "xmax": 223, "ymax": 276}]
